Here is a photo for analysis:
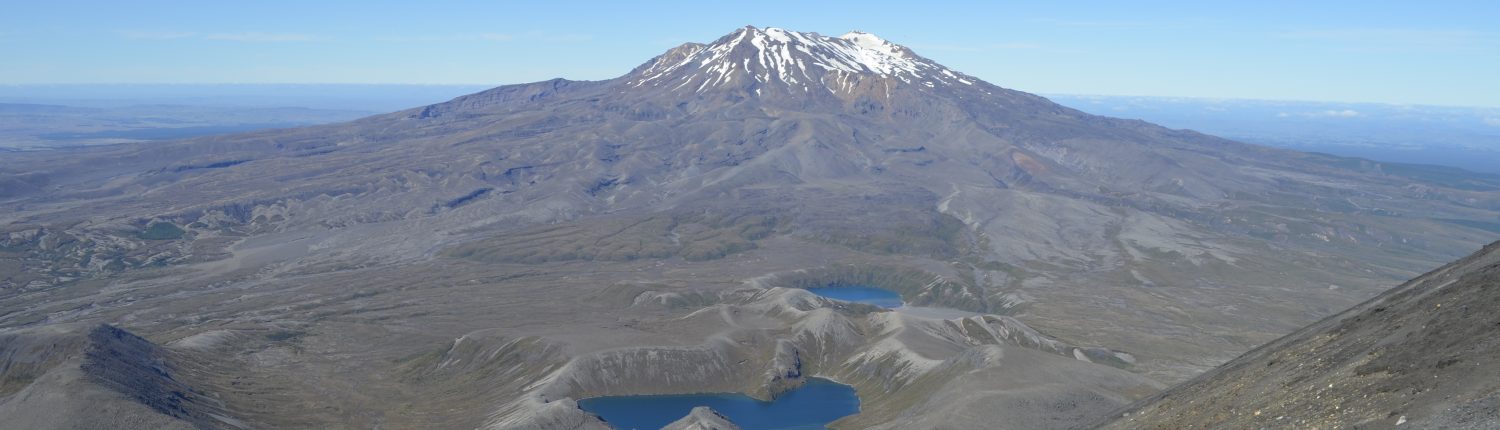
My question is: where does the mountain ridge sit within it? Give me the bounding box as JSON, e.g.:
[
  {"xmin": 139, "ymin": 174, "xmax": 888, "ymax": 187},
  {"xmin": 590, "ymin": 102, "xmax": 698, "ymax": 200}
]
[{"xmin": 1100, "ymin": 239, "xmax": 1500, "ymax": 429}]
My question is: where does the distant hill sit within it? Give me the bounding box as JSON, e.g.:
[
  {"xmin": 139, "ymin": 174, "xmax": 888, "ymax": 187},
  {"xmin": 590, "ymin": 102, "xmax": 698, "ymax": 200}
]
[
  {"xmin": 0, "ymin": 102, "xmax": 374, "ymax": 150},
  {"xmin": 1048, "ymin": 95, "xmax": 1500, "ymax": 174},
  {"xmin": 0, "ymin": 83, "xmax": 489, "ymax": 111}
]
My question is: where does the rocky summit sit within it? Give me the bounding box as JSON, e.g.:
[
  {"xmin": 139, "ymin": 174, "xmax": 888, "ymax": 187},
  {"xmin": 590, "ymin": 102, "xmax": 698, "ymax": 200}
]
[{"xmin": 1, "ymin": 26, "xmax": 1498, "ymax": 429}]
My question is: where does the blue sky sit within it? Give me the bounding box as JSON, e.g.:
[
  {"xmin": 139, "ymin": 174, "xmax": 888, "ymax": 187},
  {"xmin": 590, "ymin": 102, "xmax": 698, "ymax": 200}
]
[{"xmin": 3, "ymin": 1, "xmax": 1498, "ymax": 107}]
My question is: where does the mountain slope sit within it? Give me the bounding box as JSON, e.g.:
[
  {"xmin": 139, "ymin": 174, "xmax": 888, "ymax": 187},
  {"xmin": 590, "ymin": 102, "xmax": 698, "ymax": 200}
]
[
  {"xmin": 0, "ymin": 324, "xmax": 237, "ymax": 430},
  {"xmin": 1101, "ymin": 240, "xmax": 1500, "ymax": 429},
  {"xmin": 0, "ymin": 26, "xmax": 1498, "ymax": 428}
]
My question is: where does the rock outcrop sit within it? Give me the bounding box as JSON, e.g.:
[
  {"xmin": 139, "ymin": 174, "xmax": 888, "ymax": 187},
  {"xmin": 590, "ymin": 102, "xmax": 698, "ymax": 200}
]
[{"xmin": 662, "ymin": 407, "xmax": 741, "ymax": 430}]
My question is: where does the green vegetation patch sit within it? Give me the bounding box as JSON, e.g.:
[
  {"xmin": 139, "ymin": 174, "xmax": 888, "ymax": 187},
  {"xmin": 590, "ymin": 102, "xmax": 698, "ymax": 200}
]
[
  {"xmin": 809, "ymin": 212, "xmax": 969, "ymax": 258},
  {"xmin": 0, "ymin": 370, "xmax": 39, "ymax": 398},
  {"xmin": 443, "ymin": 212, "xmax": 784, "ymax": 263},
  {"xmin": 264, "ymin": 330, "xmax": 306, "ymax": 342},
  {"xmin": 139, "ymin": 222, "xmax": 186, "ymax": 240},
  {"xmin": 1435, "ymin": 218, "xmax": 1500, "ymax": 234}
]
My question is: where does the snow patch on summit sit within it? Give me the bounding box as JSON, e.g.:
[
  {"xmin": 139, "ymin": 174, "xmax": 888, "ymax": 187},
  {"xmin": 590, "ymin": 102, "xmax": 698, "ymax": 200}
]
[
  {"xmin": 628, "ymin": 26, "xmax": 976, "ymax": 94},
  {"xmin": 835, "ymin": 31, "xmax": 921, "ymax": 76}
]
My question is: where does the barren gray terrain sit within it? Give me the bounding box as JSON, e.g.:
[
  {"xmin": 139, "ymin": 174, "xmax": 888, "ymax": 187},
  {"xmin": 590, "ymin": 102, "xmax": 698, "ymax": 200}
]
[
  {"xmin": 1100, "ymin": 239, "xmax": 1500, "ymax": 429},
  {"xmin": 0, "ymin": 103, "xmax": 374, "ymax": 150},
  {"xmin": 662, "ymin": 407, "xmax": 741, "ymax": 430},
  {"xmin": 2, "ymin": 26, "xmax": 1498, "ymax": 429}
]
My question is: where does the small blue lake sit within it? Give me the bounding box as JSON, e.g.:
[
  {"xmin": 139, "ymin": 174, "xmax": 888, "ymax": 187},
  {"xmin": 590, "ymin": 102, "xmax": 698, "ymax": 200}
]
[
  {"xmin": 577, "ymin": 378, "xmax": 860, "ymax": 430},
  {"xmin": 804, "ymin": 286, "xmax": 903, "ymax": 308}
]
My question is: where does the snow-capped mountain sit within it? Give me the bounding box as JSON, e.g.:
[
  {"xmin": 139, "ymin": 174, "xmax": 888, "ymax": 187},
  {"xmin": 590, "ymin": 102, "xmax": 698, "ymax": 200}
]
[{"xmin": 627, "ymin": 26, "xmax": 977, "ymax": 95}]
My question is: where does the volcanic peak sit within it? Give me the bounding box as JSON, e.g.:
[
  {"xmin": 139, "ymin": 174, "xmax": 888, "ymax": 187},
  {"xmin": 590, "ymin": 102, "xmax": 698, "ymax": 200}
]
[{"xmin": 627, "ymin": 26, "xmax": 975, "ymax": 94}]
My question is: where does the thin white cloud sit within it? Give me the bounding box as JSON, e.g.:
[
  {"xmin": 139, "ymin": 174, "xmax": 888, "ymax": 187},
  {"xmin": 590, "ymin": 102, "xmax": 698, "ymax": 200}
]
[
  {"xmin": 907, "ymin": 41, "xmax": 1052, "ymax": 53},
  {"xmin": 376, "ymin": 34, "xmax": 481, "ymax": 43},
  {"xmin": 526, "ymin": 31, "xmax": 592, "ymax": 43},
  {"xmin": 204, "ymin": 32, "xmax": 320, "ymax": 42},
  {"xmin": 1279, "ymin": 110, "xmax": 1361, "ymax": 118},
  {"xmin": 1277, "ymin": 28, "xmax": 1493, "ymax": 52},
  {"xmin": 1318, "ymin": 109, "xmax": 1361, "ymax": 118},
  {"xmin": 119, "ymin": 30, "xmax": 198, "ymax": 40},
  {"xmin": 1484, "ymin": 117, "xmax": 1500, "ymax": 126},
  {"xmin": 1029, "ymin": 17, "xmax": 1212, "ymax": 31},
  {"xmin": 902, "ymin": 43, "xmax": 983, "ymax": 52},
  {"xmin": 120, "ymin": 30, "xmax": 321, "ymax": 42},
  {"xmin": 1030, "ymin": 18, "xmax": 1156, "ymax": 29},
  {"xmin": 994, "ymin": 42, "xmax": 1044, "ymax": 50},
  {"xmin": 375, "ymin": 32, "xmax": 588, "ymax": 44}
]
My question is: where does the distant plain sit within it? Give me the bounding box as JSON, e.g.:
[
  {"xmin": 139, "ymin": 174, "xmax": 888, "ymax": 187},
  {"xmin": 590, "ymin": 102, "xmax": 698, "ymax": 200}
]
[{"xmin": 6, "ymin": 85, "xmax": 1495, "ymax": 175}]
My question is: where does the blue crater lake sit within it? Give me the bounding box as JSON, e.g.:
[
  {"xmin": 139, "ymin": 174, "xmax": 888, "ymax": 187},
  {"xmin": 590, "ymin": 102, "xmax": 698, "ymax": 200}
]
[
  {"xmin": 804, "ymin": 286, "xmax": 903, "ymax": 308},
  {"xmin": 577, "ymin": 378, "xmax": 860, "ymax": 430}
]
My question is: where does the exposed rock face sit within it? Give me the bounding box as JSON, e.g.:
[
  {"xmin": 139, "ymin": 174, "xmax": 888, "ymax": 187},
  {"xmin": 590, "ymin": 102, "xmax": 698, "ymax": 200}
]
[
  {"xmin": 0, "ymin": 324, "xmax": 236, "ymax": 430},
  {"xmin": 1100, "ymin": 240, "xmax": 1500, "ymax": 429},
  {"xmin": 662, "ymin": 406, "xmax": 741, "ymax": 430}
]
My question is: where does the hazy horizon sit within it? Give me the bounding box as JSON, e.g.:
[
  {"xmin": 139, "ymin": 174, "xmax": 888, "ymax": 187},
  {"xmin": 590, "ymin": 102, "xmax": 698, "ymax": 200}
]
[
  {"xmin": 5, "ymin": 83, "xmax": 1496, "ymax": 173},
  {"xmin": 5, "ymin": 82, "xmax": 1500, "ymax": 110}
]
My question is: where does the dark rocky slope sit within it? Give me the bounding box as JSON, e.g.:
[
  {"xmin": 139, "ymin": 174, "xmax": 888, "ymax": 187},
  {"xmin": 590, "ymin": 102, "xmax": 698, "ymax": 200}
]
[
  {"xmin": 0, "ymin": 324, "xmax": 235, "ymax": 429},
  {"xmin": 1100, "ymin": 240, "xmax": 1500, "ymax": 429}
]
